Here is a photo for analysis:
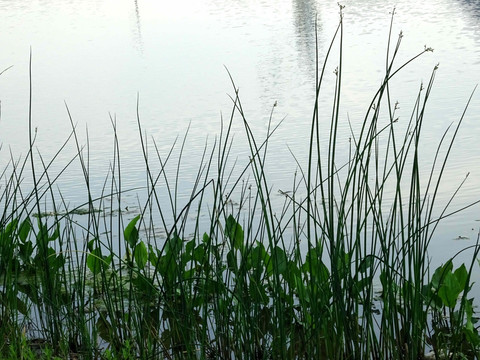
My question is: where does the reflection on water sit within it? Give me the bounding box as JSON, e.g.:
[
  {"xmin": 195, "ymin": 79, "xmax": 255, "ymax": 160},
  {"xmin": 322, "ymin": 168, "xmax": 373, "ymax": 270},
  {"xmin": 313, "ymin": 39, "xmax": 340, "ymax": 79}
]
[
  {"xmin": 292, "ymin": 0, "xmax": 318, "ymax": 78},
  {"xmin": 458, "ymin": 0, "xmax": 480, "ymax": 17},
  {"xmin": 457, "ymin": 0, "xmax": 480, "ymax": 60}
]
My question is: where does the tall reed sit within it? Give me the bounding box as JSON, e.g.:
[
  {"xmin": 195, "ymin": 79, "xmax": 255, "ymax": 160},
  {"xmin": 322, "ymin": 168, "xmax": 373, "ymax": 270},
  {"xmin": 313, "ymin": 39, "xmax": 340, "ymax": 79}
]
[{"xmin": 0, "ymin": 7, "xmax": 479, "ymax": 360}]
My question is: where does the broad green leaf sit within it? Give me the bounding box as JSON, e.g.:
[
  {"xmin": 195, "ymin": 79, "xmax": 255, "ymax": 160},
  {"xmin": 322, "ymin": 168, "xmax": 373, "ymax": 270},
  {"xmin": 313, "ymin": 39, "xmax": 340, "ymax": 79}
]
[
  {"xmin": 303, "ymin": 245, "xmax": 322, "ymax": 273},
  {"xmin": 148, "ymin": 244, "xmax": 158, "ymax": 267},
  {"xmin": 87, "ymin": 238, "xmax": 95, "ymax": 252},
  {"xmin": 285, "ymin": 260, "xmax": 300, "ymax": 288},
  {"xmin": 227, "ymin": 249, "xmax": 238, "ymax": 273},
  {"xmin": 165, "ymin": 234, "xmax": 182, "ymax": 256},
  {"xmin": 17, "ymin": 283, "xmax": 38, "ymax": 305},
  {"xmin": 48, "ymin": 250, "xmax": 65, "ymax": 272},
  {"xmin": 18, "ymin": 219, "xmax": 31, "ymax": 243},
  {"xmin": 134, "ymin": 241, "xmax": 148, "ymax": 269},
  {"xmin": 247, "ymin": 243, "xmax": 265, "ymax": 273},
  {"xmin": 272, "ymin": 246, "xmax": 287, "ymax": 274},
  {"xmin": 181, "ymin": 239, "xmax": 195, "ymax": 266},
  {"xmin": 265, "ymin": 251, "xmax": 273, "ymax": 277},
  {"xmin": 132, "ymin": 274, "xmax": 154, "ymax": 293},
  {"xmin": 202, "ymin": 233, "xmax": 210, "ymax": 243},
  {"xmin": 318, "ymin": 262, "xmax": 331, "ymax": 283},
  {"xmin": 185, "ymin": 239, "xmax": 196, "ymax": 259},
  {"xmin": 358, "ymin": 255, "xmax": 374, "ymax": 273},
  {"xmin": 159, "ymin": 252, "xmax": 178, "ymax": 283},
  {"xmin": 435, "ymin": 264, "xmax": 469, "ymax": 309},
  {"xmin": 253, "ymin": 242, "xmax": 270, "ymax": 272},
  {"xmin": 124, "ymin": 215, "xmax": 141, "ymax": 248},
  {"xmin": 183, "ymin": 268, "xmax": 195, "ymax": 280},
  {"xmin": 48, "ymin": 225, "xmax": 60, "ymax": 242},
  {"xmin": 463, "ymin": 327, "xmax": 480, "ymax": 347},
  {"xmin": 438, "ymin": 271, "xmax": 463, "ymax": 308},
  {"xmin": 249, "ymin": 278, "xmax": 268, "ymax": 304},
  {"xmin": 225, "ymin": 215, "xmax": 244, "ymax": 250},
  {"xmin": 4, "ymin": 219, "xmax": 18, "ymax": 238},
  {"xmin": 36, "ymin": 221, "xmax": 49, "ymax": 251},
  {"xmin": 453, "ymin": 264, "xmax": 468, "ymax": 290},
  {"xmin": 193, "ymin": 244, "xmax": 206, "ymax": 263},
  {"xmin": 87, "ymin": 248, "xmax": 103, "ymax": 275},
  {"xmin": 465, "ymin": 298, "xmax": 474, "ymax": 332},
  {"xmin": 105, "ymin": 254, "xmax": 112, "ymax": 266},
  {"xmin": 295, "ymin": 273, "xmax": 308, "ymax": 303},
  {"xmin": 19, "ymin": 241, "xmax": 34, "ymax": 263},
  {"xmin": 96, "ymin": 313, "xmax": 113, "ymax": 344},
  {"xmin": 353, "ymin": 276, "xmax": 372, "ymax": 298},
  {"xmin": 16, "ymin": 296, "xmax": 28, "ymax": 315},
  {"xmin": 250, "ymin": 242, "xmax": 263, "ymax": 265},
  {"xmin": 430, "ymin": 262, "xmax": 453, "ymax": 290}
]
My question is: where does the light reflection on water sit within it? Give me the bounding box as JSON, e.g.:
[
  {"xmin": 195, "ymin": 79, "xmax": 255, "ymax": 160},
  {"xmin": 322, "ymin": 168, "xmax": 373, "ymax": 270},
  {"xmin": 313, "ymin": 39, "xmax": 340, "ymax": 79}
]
[{"xmin": 0, "ymin": 0, "xmax": 479, "ymax": 269}]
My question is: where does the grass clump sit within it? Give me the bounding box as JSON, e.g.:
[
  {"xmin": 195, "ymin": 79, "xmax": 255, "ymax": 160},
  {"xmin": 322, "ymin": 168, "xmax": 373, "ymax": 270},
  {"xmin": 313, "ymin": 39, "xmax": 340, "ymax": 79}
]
[{"xmin": 1, "ymin": 8, "xmax": 479, "ymax": 360}]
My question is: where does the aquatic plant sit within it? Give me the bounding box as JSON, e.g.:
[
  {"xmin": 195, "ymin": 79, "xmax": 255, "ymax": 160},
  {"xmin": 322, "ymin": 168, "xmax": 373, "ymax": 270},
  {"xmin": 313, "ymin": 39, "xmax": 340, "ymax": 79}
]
[{"xmin": 0, "ymin": 7, "xmax": 479, "ymax": 360}]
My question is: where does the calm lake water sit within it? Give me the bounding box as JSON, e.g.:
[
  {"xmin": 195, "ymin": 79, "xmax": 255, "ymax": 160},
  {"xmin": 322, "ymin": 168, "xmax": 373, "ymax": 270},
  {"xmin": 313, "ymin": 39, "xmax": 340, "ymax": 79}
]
[{"xmin": 1, "ymin": 0, "xmax": 479, "ymax": 265}]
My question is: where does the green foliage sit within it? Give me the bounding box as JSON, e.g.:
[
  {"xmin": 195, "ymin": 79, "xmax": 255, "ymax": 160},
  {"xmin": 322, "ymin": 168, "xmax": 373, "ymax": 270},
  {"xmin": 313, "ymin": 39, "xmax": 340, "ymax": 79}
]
[
  {"xmin": 86, "ymin": 238, "xmax": 112, "ymax": 275},
  {"xmin": 225, "ymin": 214, "xmax": 244, "ymax": 251},
  {"xmin": 123, "ymin": 215, "xmax": 141, "ymax": 248},
  {"xmin": 0, "ymin": 7, "xmax": 479, "ymax": 359},
  {"xmin": 426, "ymin": 261, "xmax": 480, "ymax": 358},
  {"xmin": 133, "ymin": 241, "xmax": 148, "ymax": 270}
]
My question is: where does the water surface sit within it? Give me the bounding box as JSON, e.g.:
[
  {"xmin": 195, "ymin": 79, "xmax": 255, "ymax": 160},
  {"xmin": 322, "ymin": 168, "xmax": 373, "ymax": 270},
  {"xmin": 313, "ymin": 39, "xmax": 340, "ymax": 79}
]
[{"xmin": 0, "ymin": 0, "xmax": 479, "ymax": 264}]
